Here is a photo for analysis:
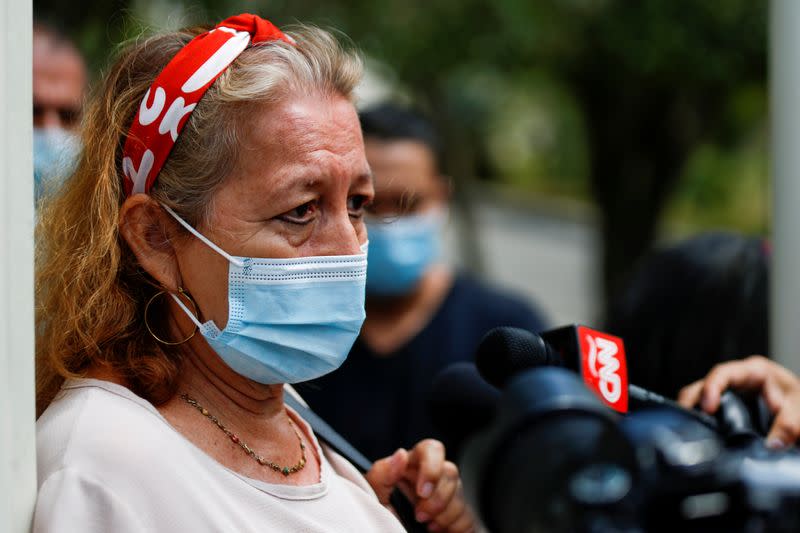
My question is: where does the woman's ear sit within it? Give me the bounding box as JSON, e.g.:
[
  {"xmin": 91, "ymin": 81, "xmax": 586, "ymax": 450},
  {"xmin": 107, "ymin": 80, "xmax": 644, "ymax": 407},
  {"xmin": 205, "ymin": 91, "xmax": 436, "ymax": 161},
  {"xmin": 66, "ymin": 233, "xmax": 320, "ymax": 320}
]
[{"xmin": 119, "ymin": 194, "xmax": 183, "ymax": 291}]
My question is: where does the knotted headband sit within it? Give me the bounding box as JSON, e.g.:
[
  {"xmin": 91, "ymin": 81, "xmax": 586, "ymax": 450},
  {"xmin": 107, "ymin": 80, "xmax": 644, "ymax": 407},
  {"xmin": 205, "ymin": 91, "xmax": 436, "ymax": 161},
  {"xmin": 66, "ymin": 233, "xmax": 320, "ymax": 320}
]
[{"xmin": 121, "ymin": 14, "xmax": 294, "ymax": 196}]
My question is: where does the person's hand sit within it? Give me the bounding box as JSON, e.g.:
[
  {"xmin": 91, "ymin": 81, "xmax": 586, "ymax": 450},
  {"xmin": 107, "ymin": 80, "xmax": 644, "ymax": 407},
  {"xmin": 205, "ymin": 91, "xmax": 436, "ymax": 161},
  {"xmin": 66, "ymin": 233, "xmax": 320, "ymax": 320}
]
[
  {"xmin": 365, "ymin": 439, "xmax": 475, "ymax": 533},
  {"xmin": 678, "ymin": 355, "xmax": 800, "ymax": 448}
]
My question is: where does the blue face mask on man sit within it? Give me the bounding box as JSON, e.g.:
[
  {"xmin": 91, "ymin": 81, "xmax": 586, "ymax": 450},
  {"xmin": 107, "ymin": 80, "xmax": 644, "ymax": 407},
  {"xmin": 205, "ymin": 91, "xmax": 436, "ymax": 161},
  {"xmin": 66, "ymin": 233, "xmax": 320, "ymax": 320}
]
[
  {"xmin": 365, "ymin": 209, "xmax": 445, "ymax": 296},
  {"xmin": 33, "ymin": 127, "xmax": 80, "ymax": 197},
  {"xmin": 164, "ymin": 205, "xmax": 367, "ymax": 385}
]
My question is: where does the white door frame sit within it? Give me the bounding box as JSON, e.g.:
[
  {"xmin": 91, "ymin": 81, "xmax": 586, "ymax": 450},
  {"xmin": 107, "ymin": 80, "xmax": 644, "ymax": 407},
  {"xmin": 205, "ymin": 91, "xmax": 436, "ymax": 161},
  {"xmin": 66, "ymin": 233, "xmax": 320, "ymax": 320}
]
[{"xmin": 0, "ymin": 1, "xmax": 37, "ymax": 531}]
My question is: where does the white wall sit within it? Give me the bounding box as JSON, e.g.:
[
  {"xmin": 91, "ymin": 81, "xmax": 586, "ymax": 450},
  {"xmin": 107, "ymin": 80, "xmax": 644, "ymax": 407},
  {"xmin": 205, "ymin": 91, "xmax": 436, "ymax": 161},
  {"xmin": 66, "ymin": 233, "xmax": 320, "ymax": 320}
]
[{"xmin": 0, "ymin": 1, "xmax": 37, "ymax": 531}]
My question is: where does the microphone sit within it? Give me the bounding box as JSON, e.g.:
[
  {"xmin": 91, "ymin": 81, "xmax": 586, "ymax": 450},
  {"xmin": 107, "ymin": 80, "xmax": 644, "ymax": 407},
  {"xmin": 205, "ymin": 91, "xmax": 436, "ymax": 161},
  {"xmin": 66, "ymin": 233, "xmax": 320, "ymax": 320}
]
[
  {"xmin": 428, "ymin": 362, "xmax": 500, "ymax": 457},
  {"xmin": 474, "ymin": 327, "xmax": 561, "ymax": 389},
  {"xmin": 476, "ymin": 325, "xmax": 719, "ymax": 429}
]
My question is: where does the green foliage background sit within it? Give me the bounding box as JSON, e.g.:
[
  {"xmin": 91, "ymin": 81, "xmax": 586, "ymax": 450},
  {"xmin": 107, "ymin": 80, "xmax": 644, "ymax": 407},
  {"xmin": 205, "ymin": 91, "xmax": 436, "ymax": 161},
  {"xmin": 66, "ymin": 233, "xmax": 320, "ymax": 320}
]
[{"xmin": 36, "ymin": 0, "xmax": 769, "ymax": 297}]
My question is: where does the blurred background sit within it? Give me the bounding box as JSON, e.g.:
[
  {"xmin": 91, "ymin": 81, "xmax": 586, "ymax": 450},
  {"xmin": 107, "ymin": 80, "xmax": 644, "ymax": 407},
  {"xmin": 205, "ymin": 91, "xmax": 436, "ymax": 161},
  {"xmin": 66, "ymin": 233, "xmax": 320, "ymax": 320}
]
[{"xmin": 35, "ymin": 0, "xmax": 769, "ymax": 325}]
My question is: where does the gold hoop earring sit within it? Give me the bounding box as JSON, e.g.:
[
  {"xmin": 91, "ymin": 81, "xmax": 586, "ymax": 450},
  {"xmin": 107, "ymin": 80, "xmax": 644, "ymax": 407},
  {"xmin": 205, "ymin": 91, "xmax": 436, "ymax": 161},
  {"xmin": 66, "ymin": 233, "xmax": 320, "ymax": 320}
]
[{"xmin": 144, "ymin": 287, "xmax": 198, "ymax": 346}]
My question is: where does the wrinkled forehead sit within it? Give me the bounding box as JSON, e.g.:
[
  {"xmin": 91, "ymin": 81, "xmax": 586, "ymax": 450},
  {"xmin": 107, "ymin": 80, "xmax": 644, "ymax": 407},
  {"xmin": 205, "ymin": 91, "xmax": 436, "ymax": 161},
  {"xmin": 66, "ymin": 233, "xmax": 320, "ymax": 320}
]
[
  {"xmin": 237, "ymin": 96, "xmax": 365, "ymax": 169},
  {"xmin": 271, "ymin": 96, "xmax": 363, "ymax": 151},
  {"xmin": 215, "ymin": 95, "xmax": 370, "ymax": 206}
]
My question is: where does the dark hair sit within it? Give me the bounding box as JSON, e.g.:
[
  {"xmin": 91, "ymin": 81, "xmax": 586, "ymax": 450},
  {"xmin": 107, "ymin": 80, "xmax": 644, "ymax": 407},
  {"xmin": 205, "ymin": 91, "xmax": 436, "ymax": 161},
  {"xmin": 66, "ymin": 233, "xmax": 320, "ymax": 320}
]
[
  {"xmin": 605, "ymin": 232, "xmax": 769, "ymax": 399},
  {"xmin": 359, "ymin": 103, "xmax": 442, "ymax": 169}
]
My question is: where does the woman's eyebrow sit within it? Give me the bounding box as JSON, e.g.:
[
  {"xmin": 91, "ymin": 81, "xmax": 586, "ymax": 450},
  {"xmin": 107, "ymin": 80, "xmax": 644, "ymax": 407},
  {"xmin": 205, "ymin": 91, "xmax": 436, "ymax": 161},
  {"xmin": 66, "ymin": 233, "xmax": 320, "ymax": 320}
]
[
  {"xmin": 266, "ymin": 168, "xmax": 372, "ymax": 199},
  {"xmin": 267, "ymin": 174, "xmax": 322, "ymax": 197}
]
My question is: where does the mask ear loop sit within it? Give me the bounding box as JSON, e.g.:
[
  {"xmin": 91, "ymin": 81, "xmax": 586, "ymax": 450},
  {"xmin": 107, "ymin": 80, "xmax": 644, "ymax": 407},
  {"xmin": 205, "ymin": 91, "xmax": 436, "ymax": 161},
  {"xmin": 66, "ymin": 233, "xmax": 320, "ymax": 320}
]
[
  {"xmin": 170, "ymin": 292, "xmax": 205, "ymax": 330},
  {"xmin": 161, "ymin": 204, "xmax": 245, "ymax": 268}
]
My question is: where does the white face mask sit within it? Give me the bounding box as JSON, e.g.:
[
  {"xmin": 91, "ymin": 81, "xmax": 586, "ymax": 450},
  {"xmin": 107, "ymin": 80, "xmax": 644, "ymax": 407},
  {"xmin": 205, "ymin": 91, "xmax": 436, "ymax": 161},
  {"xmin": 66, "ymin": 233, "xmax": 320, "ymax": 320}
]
[{"xmin": 164, "ymin": 205, "xmax": 368, "ymax": 384}]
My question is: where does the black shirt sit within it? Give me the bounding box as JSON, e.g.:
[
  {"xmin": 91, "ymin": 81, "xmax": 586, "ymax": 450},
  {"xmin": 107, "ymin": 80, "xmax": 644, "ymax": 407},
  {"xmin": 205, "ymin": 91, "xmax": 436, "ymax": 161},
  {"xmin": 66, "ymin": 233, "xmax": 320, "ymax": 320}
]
[{"xmin": 299, "ymin": 273, "xmax": 547, "ymax": 461}]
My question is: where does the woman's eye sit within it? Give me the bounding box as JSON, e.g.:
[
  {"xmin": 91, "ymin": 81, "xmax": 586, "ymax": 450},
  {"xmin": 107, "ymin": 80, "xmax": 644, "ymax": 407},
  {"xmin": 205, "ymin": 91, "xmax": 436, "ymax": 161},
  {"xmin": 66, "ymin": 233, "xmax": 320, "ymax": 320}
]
[
  {"xmin": 278, "ymin": 201, "xmax": 317, "ymax": 224},
  {"xmin": 348, "ymin": 195, "xmax": 371, "ymax": 217}
]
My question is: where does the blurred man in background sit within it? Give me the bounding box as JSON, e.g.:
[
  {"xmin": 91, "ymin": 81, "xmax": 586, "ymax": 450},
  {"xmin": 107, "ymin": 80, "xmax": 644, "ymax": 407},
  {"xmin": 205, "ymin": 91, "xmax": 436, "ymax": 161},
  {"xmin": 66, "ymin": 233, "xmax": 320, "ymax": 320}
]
[
  {"xmin": 33, "ymin": 21, "xmax": 85, "ymax": 199},
  {"xmin": 302, "ymin": 103, "xmax": 547, "ymax": 460}
]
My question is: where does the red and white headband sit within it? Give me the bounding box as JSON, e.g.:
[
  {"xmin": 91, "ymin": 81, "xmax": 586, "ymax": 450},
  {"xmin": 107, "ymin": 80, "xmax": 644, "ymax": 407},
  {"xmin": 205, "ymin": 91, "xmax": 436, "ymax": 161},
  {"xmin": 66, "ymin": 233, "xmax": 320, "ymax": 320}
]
[{"xmin": 121, "ymin": 14, "xmax": 294, "ymax": 197}]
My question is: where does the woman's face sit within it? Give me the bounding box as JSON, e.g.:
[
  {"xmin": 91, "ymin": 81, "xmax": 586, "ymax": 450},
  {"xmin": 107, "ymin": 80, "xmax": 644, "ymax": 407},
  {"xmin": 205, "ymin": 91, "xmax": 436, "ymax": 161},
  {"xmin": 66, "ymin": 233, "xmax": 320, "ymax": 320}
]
[{"xmin": 176, "ymin": 94, "xmax": 373, "ymax": 330}]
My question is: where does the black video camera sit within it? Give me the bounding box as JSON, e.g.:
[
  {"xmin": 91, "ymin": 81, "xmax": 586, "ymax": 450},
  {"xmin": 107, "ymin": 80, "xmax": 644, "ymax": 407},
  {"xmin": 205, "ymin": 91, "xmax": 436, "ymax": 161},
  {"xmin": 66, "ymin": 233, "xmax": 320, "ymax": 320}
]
[{"xmin": 460, "ymin": 366, "xmax": 800, "ymax": 533}]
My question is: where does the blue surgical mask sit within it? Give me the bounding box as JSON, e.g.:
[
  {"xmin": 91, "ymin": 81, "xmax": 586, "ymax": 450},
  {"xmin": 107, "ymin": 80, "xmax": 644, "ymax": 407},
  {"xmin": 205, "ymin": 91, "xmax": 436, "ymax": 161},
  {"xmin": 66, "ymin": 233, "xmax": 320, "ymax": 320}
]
[
  {"xmin": 164, "ymin": 205, "xmax": 367, "ymax": 384},
  {"xmin": 365, "ymin": 209, "xmax": 445, "ymax": 296},
  {"xmin": 33, "ymin": 127, "xmax": 80, "ymax": 197}
]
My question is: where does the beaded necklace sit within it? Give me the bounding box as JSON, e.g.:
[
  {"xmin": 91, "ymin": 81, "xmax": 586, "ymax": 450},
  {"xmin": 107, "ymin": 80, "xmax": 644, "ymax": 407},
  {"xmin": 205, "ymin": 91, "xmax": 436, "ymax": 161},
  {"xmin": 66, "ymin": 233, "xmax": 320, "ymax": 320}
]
[{"xmin": 181, "ymin": 393, "xmax": 307, "ymax": 476}]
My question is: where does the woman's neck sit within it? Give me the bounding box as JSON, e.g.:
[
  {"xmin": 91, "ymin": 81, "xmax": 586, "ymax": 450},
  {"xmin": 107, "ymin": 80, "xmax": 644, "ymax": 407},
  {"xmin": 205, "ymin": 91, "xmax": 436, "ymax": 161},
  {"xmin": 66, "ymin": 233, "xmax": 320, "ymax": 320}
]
[
  {"xmin": 173, "ymin": 341, "xmax": 287, "ymax": 435},
  {"xmin": 157, "ymin": 347, "xmax": 321, "ymax": 485}
]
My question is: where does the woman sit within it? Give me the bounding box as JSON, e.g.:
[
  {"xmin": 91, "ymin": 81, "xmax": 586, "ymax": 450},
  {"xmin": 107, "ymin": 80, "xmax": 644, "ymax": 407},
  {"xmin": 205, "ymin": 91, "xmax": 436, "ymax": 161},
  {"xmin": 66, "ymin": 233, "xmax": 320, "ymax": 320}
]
[{"xmin": 34, "ymin": 14, "xmax": 474, "ymax": 532}]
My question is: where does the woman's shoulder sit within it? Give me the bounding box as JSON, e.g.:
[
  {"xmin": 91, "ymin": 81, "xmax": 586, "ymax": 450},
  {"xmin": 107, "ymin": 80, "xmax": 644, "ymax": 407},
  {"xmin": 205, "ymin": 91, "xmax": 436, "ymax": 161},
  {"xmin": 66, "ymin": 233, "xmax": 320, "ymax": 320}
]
[{"xmin": 37, "ymin": 378, "xmax": 177, "ymax": 485}]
